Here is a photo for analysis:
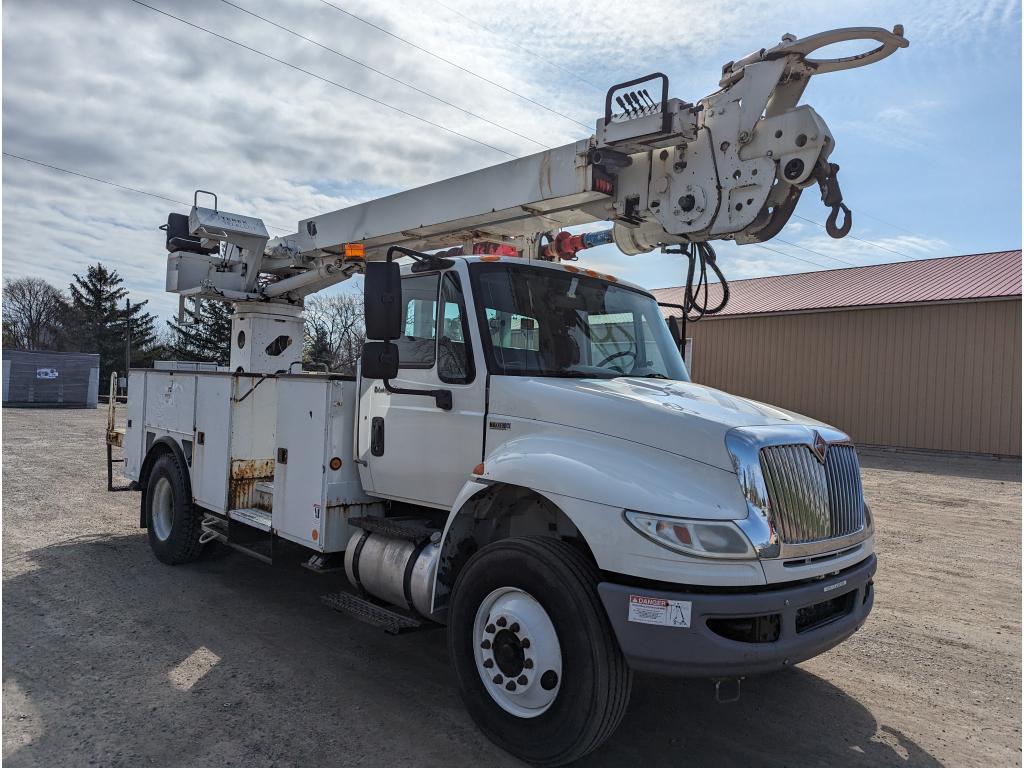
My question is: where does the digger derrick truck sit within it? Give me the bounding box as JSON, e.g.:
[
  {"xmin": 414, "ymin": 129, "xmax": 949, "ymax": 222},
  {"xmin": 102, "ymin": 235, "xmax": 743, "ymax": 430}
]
[{"xmin": 111, "ymin": 27, "xmax": 907, "ymax": 765}]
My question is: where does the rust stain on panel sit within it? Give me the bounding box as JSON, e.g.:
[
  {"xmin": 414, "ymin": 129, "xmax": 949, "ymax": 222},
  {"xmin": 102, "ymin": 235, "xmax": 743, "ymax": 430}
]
[{"xmin": 229, "ymin": 458, "xmax": 274, "ymax": 510}]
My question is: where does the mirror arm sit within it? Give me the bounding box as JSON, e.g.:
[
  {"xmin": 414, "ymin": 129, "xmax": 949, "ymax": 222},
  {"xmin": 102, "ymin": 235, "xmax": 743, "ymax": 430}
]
[
  {"xmin": 386, "ymin": 245, "xmax": 454, "ymax": 271},
  {"xmin": 382, "ymin": 378, "xmax": 453, "ymax": 411}
]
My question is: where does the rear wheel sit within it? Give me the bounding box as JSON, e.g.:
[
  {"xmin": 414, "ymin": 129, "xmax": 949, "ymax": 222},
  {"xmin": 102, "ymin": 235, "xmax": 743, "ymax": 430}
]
[
  {"xmin": 447, "ymin": 536, "xmax": 632, "ymax": 766},
  {"xmin": 145, "ymin": 453, "xmax": 204, "ymax": 565}
]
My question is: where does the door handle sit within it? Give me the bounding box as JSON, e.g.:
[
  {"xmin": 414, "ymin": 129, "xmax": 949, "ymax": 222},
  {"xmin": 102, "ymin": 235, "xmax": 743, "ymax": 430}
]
[{"xmin": 371, "ymin": 417, "xmax": 385, "ymax": 456}]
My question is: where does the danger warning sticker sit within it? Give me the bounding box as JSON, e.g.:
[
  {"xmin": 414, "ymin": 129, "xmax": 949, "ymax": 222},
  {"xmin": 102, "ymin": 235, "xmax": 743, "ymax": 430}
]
[{"xmin": 627, "ymin": 595, "xmax": 692, "ymax": 628}]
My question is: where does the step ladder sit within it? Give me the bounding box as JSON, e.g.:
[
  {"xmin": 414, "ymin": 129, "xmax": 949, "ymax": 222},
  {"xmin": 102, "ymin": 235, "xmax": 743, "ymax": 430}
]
[{"xmin": 321, "ymin": 591, "xmax": 429, "ymax": 635}]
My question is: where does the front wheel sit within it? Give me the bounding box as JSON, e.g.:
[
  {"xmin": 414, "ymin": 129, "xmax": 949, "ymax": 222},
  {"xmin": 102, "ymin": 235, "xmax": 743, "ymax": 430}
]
[{"xmin": 447, "ymin": 537, "xmax": 632, "ymax": 766}]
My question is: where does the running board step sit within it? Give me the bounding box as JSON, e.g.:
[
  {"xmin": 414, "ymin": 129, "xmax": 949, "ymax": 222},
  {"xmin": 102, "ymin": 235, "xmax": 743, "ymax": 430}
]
[
  {"xmin": 321, "ymin": 591, "xmax": 429, "ymax": 635},
  {"xmin": 228, "ymin": 507, "xmax": 272, "ymax": 532}
]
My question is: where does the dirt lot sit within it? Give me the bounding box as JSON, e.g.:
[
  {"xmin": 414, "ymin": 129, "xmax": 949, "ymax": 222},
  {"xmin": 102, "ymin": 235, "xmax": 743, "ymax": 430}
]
[{"xmin": 2, "ymin": 408, "xmax": 1021, "ymax": 767}]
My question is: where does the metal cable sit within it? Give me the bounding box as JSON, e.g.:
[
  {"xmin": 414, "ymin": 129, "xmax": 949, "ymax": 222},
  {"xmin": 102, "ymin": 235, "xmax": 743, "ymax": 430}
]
[
  {"xmin": 217, "ymin": 0, "xmax": 551, "ymax": 149},
  {"xmin": 774, "ymin": 236, "xmax": 856, "ymax": 267},
  {"xmin": 430, "ymin": 0, "xmax": 604, "ymax": 93},
  {"xmin": 319, "ymin": 0, "xmax": 592, "ymax": 130},
  {"xmin": 125, "ymin": 0, "xmax": 520, "ymax": 159},
  {"xmin": 794, "ymin": 214, "xmax": 914, "ymax": 260},
  {"xmin": 2, "ymin": 152, "xmax": 296, "ymax": 232}
]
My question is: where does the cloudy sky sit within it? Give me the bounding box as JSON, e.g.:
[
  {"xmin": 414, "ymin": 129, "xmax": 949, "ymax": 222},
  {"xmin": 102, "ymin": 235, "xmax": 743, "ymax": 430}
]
[{"xmin": 3, "ymin": 0, "xmax": 1020, "ymax": 320}]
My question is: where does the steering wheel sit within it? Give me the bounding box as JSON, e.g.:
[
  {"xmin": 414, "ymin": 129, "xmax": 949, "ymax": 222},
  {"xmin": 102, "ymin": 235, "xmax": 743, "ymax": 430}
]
[{"xmin": 597, "ymin": 349, "xmax": 637, "ymax": 373}]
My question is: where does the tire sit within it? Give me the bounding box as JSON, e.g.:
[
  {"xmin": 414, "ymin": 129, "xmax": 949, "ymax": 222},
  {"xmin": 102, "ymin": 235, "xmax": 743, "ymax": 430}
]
[
  {"xmin": 447, "ymin": 536, "xmax": 632, "ymax": 766},
  {"xmin": 145, "ymin": 453, "xmax": 204, "ymax": 565}
]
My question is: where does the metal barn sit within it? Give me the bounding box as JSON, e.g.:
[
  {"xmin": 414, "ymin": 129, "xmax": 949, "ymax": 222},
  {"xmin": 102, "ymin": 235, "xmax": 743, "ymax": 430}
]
[
  {"xmin": 654, "ymin": 251, "xmax": 1022, "ymax": 457},
  {"xmin": 2, "ymin": 350, "xmax": 100, "ymax": 408}
]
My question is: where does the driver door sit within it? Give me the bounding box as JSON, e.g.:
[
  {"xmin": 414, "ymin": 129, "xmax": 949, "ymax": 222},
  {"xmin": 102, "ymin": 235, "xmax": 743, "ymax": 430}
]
[{"xmin": 358, "ymin": 270, "xmax": 485, "ymax": 509}]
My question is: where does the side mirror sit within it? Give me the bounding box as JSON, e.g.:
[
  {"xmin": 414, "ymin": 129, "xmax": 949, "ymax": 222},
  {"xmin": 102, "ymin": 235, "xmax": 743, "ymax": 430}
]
[
  {"xmin": 361, "ymin": 341, "xmax": 399, "ymax": 380},
  {"xmin": 364, "ymin": 261, "xmax": 402, "ymax": 340}
]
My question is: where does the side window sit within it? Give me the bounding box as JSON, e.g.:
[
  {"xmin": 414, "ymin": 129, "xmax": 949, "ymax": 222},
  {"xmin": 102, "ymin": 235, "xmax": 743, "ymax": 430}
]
[
  {"xmin": 438, "ymin": 273, "xmax": 474, "ymax": 384},
  {"xmin": 395, "ymin": 274, "xmax": 439, "ymax": 368}
]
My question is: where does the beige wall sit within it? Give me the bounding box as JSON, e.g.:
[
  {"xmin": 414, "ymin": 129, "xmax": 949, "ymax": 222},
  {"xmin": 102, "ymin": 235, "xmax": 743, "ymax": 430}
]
[{"xmin": 686, "ymin": 298, "xmax": 1021, "ymax": 456}]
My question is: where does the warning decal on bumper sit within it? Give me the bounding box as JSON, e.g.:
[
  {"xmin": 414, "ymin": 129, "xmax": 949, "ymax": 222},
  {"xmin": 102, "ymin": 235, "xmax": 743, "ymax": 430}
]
[{"xmin": 628, "ymin": 595, "xmax": 692, "ymax": 628}]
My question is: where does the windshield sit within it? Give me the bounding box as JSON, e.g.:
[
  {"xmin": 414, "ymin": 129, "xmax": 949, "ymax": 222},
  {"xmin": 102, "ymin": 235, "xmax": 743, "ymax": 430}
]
[{"xmin": 470, "ymin": 262, "xmax": 689, "ymax": 381}]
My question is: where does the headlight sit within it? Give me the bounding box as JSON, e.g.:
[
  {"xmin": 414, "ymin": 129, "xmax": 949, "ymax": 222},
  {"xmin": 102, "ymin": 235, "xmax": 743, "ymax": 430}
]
[
  {"xmin": 864, "ymin": 503, "xmax": 873, "ymax": 533},
  {"xmin": 624, "ymin": 511, "xmax": 756, "ymax": 559}
]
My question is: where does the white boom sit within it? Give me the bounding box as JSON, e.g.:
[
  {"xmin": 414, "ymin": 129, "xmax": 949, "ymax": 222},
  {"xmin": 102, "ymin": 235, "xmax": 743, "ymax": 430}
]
[{"xmin": 162, "ymin": 25, "xmax": 907, "ymax": 370}]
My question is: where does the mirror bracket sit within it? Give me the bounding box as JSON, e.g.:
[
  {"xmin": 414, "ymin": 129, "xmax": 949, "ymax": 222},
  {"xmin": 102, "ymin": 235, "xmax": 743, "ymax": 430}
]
[{"xmin": 382, "ymin": 379, "xmax": 452, "ymax": 411}]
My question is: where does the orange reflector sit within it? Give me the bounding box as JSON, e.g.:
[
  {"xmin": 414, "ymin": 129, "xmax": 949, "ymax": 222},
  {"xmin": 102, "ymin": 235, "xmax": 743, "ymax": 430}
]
[
  {"xmin": 605, "ymin": 274, "xmax": 618, "ymax": 283},
  {"xmin": 472, "ymin": 463, "xmax": 485, "ymax": 475},
  {"xmin": 563, "ymin": 265, "xmax": 580, "ymax": 273},
  {"xmin": 479, "ymin": 255, "xmax": 502, "ymax": 262},
  {"xmin": 312, "ymin": 529, "xmax": 319, "ymax": 541},
  {"xmin": 329, "ymin": 457, "xmax": 342, "ymax": 471},
  {"xmin": 343, "ymin": 243, "xmax": 365, "ymax": 260},
  {"xmin": 585, "ymin": 269, "xmax": 599, "ymax": 277}
]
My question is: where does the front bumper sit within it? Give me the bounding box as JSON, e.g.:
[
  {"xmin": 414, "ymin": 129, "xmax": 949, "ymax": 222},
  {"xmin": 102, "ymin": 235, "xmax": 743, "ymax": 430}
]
[{"xmin": 597, "ymin": 554, "xmax": 875, "ymax": 677}]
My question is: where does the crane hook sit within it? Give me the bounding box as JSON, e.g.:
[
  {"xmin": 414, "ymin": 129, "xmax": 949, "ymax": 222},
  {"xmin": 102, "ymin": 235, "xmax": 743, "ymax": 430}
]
[
  {"xmin": 826, "ymin": 202, "xmax": 852, "ymax": 238},
  {"xmin": 813, "ymin": 161, "xmax": 852, "ymax": 239}
]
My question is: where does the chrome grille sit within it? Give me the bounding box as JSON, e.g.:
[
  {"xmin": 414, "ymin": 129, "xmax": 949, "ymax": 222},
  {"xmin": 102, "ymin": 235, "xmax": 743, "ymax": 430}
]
[{"xmin": 759, "ymin": 443, "xmax": 864, "ymax": 545}]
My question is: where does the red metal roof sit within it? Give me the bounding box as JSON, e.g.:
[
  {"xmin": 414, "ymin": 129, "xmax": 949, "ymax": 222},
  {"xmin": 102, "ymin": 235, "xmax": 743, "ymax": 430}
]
[{"xmin": 653, "ymin": 250, "xmax": 1021, "ymax": 317}]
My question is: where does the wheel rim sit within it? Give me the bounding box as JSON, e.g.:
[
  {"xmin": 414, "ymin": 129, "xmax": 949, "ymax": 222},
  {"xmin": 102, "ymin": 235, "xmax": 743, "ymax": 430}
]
[
  {"xmin": 151, "ymin": 476, "xmax": 174, "ymax": 541},
  {"xmin": 473, "ymin": 587, "xmax": 562, "ymax": 718}
]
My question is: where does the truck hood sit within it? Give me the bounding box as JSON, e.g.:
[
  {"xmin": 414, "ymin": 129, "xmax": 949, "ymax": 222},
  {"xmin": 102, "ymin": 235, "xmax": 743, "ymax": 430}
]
[{"xmin": 488, "ymin": 376, "xmax": 830, "ymax": 472}]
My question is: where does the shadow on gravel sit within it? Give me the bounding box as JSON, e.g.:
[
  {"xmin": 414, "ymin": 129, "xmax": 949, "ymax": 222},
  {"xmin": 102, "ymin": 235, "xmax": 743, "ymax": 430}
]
[{"xmin": 3, "ymin": 532, "xmax": 943, "ymax": 767}]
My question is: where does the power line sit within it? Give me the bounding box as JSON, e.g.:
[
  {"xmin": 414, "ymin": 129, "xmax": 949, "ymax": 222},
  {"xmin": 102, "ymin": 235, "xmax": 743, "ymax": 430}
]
[
  {"xmin": 857, "ymin": 209, "xmax": 918, "ymax": 236},
  {"xmin": 774, "ymin": 236, "xmax": 857, "ymax": 266},
  {"xmin": 217, "ymin": 0, "xmax": 551, "ymax": 150},
  {"xmin": 319, "ymin": 0, "xmax": 591, "ymax": 131},
  {"xmin": 4, "ymin": 151, "xmax": 189, "ymax": 207},
  {"xmin": 794, "ymin": 214, "xmax": 915, "ymax": 260},
  {"xmin": 126, "ymin": 0, "xmax": 520, "ymax": 159},
  {"xmin": 430, "ymin": 0, "xmax": 604, "ymax": 93},
  {"xmin": 3, "ymin": 152, "xmax": 294, "ymax": 233},
  {"xmin": 751, "ymin": 241, "xmax": 832, "ymax": 271}
]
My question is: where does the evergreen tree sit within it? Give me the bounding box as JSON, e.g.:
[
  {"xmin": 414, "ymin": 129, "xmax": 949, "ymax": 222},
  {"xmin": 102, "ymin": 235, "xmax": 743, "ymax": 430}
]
[
  {"xmin": 62, "ymin": 263, "xmax": 158, "ymax": 382},
  {"xmin": 165, "ymin": 298, "xmax": 232, "ymax": 364}
]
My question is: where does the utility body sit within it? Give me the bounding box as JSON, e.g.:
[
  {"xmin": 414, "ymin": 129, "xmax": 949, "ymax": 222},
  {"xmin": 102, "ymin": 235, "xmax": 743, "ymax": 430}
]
[{"xmin": 112, "ymin": 26, "xmax": 906, "ymax": 766}]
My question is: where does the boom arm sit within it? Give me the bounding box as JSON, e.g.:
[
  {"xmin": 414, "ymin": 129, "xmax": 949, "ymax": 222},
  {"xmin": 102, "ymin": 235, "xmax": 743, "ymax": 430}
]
[{"xmin": 165, "ymin": 25, "xmax": 907, "ymax": 306}]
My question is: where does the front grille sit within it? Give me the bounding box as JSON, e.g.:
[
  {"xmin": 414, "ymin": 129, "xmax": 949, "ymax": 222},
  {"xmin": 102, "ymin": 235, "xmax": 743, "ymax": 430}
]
[{"xmin": 759, "ymin": 443, "xmax": 864, "ymax": 545}]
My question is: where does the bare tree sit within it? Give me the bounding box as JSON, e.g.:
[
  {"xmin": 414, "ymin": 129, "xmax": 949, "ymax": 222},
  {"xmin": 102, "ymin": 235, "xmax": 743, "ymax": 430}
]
[
  {"xmin": 304, "ymin": 293, "xmax": 365, "ymax": 375},
  {"xmin": 2, "ymin": 277, "xmax": 66, "ymax": 350}
]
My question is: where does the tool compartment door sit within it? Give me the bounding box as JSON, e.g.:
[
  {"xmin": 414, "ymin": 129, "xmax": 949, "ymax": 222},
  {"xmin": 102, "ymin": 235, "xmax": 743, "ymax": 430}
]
[
  {"xmin": 273, "ymin": 378, "xmax": 329, "ymax": 549},
  {"xmin": 192, "ymin": 375, "xmax": 232, "ymax": 513}
]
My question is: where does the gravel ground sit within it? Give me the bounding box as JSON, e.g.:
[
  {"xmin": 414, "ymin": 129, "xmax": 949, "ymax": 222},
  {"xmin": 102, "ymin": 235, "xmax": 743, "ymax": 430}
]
[{"xmin": 3, "ymin": 408, "xmax": 1020, "ymax": 767}]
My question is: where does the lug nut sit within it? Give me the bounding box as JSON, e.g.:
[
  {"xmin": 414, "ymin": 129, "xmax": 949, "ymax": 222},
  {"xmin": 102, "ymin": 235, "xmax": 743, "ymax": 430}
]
[
  {"xmin": 492, "ymin": 674, "xmax": 503, "ymax": 684},
  {"xmin": 517, "ymin": 675, "xmax": 528, "ymax": 685},
  {"xmin": 481, "ymin": 639, "xmax": 491, "ymax": 650},
  {"xmin": 496, "ymin": 617, "xmax": 507, "ymax": 627},
  {"xmin": 509, "ymin": 622, "xmax": 520, "ymax": 633},
  {"xmin": 521, "ymin": 638, "xmax": 530, "ymax": 649},
  {"xmin": 505, "ymin": 681, "xmax": 517, "ymax": 691},
  {"xmin": 483, "ymin": 659, "xmax": 494, "ymax": 669},
  {"xmin": 485, "ymin": 624, "xmax": 495, "ymax": 634},
  {"xmin": 524, "ymin": 659, "xmax": 534, "ymax": 669}
]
